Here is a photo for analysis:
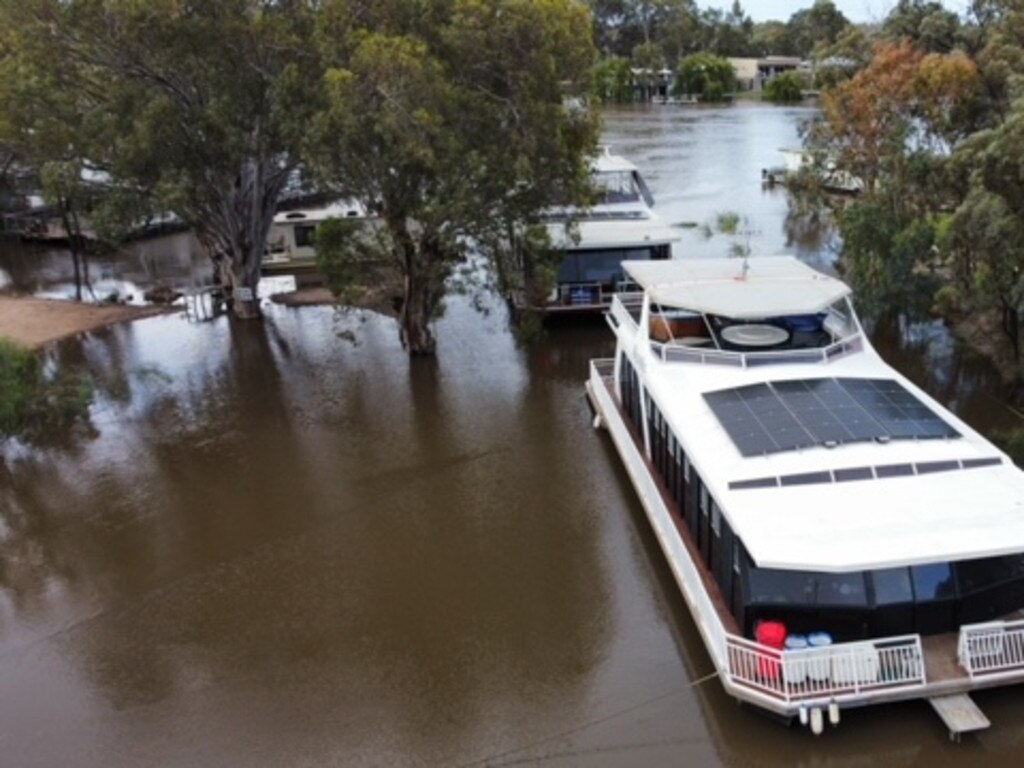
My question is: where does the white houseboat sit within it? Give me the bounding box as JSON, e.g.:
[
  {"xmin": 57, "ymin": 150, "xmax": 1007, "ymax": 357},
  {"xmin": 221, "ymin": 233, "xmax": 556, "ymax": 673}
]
[
  {"xmin": 585, "ymin": 256, "xmax": 1024, "ymax": 736},
  {"xmin": 521, "ymin": 149, "xmax": 679, "ymax": 313},
  {"xmin": 263, "ymin": 199, "xmax": 370, "ymax": 274}
]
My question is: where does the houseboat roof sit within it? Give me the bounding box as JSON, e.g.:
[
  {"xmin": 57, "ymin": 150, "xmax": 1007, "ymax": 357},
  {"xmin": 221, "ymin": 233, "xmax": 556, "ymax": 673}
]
[
  {"xmin": 623, "ymin": 256, "xmax": 851, "ymax": 319},
  {"xmin": 273, "ymin": 199, "xmax": 368, "ymax": 224},
  {"xmin": 549, "ymin": 217, "xmax": 680, "ymax": 250},
  {"xmin": 622, "ymin": 257, "xmax": 1024, "ymax": 573}
]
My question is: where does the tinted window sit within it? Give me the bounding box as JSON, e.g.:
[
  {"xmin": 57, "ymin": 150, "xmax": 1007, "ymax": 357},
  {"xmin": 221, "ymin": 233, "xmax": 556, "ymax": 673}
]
[
  {"xmin": 747, "ymin": 569, "xmax": 816, "ymax": 606},
  {"xmin": 911, "ymin": 563, "xmax": 955, "ymax": 601},
  {"xmin": 818, "ymin": 572, "xmax": 868, "ymax": 606},
  {"xmin": 957, "ymin": 555, "xmax": 1024, "ymax": 593},
  {"xmin": 871, "ymin": 568, "xmax": 913, "ymax": 605}
]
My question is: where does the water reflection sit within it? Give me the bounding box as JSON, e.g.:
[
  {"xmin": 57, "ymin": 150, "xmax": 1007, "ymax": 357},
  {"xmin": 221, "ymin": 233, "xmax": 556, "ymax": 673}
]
[{"xmin": 0, "ymin": 300, "xmax": 619, "ymax": 764}]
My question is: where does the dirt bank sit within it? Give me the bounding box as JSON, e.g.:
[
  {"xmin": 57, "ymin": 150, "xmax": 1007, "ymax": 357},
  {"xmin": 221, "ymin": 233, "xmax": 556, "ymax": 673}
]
[{"xmin": 0, "ymin": 296, "xmax": 173, "ymax": 348}]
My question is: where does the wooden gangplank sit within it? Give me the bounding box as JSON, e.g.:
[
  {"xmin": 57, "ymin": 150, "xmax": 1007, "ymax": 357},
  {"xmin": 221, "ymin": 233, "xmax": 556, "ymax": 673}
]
[{"xmin": 929, "ymin": 694, "xmax": 990, "ymax": 741}]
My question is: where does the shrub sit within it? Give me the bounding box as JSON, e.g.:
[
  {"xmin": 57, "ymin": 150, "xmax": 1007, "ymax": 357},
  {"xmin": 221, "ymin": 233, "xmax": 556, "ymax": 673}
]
[
  {"xmin": 764, "ymin": 72, "xmax": 805, "ymax": 103},
  {"xmin": 673, "ymin": 53, "xmax": 736, "ymax": 103},
  {"xmin": 0, "ymin": 339, "xmax": 91, "ymax": 442}
]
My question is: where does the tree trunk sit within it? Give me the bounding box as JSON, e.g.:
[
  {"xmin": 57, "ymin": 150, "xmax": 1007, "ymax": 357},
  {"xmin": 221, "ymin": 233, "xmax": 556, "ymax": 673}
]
[
  {"xmin": 1002, "ymin": 302, "xmax": 1020, "ymax": 361},
  {"xmin": 392, "ymin": 217, "xmax": 443, "ymax": 356},
  {"xmin": 195, "ymin": 156, "xmax": 292, "ymax": 321},
  {"xmin": 57, "ymin": 196, "xmax": 82, "ymax": 302}
]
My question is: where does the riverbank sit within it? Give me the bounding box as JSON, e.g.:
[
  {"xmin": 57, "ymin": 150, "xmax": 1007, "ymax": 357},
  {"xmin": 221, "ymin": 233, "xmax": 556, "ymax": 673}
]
[{"xmin": 0, "ymin": 296, "xmax": 173, "ymax": 348}]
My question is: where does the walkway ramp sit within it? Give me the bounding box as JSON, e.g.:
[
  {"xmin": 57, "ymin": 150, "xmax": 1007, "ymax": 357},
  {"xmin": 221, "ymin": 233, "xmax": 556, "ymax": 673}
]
[{"xmin": 929, "ymin": 693, "xmax": 990, "ymax": 741}]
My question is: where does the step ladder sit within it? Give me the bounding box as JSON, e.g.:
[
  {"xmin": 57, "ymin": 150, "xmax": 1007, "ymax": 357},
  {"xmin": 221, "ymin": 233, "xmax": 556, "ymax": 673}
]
[{"xmin": 928, "ymin": 694, "xmax": 990, "ymax": 742}]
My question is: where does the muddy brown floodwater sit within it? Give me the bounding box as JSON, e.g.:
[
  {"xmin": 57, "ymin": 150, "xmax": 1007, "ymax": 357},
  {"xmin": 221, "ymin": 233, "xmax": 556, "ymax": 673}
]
[{"xmin": 1, "ymin": 104, "xmax": 1022, "ymax": 767}]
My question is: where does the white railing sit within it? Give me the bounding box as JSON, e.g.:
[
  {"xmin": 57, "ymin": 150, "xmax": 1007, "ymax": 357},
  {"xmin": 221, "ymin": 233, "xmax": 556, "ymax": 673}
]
[
  {"xmin": 725, "ymin": 634, "xmax": 926, "ymax": 705},
  {"xmin": 652, "ymin": 334, "xmax": 864, "ymax": 368},
  {"xmin": 609, "ymin": 297, "xmax": 637, "ymax": 332},
  {"xmin": 958, "ymin": 619, "xmax": 1024, "ymax": 679},
  {"xmin": 591, "ymin": 358, "xmax": 615, "ymax": 379}
]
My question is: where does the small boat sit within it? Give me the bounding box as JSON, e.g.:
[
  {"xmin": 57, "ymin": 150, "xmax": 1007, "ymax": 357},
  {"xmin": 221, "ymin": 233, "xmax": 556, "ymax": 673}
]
[
  {"xmin": 763, "ymin": 148, "xmax": 863, "ymax": 194},
  {"xmin": 586, "ymin": 256, "xmax": 1024, "ymax": 734},
  {"xmin": 514, "ymin": 148, "xmax": 680, "ymax": 313}
]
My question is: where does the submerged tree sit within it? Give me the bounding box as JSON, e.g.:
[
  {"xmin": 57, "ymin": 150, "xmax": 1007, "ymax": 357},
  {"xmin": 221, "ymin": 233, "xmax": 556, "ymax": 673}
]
[
  {"xmin": 673, "ymin": 53, "xmax": 736, "ymax": 101},
  {"xmin": 2, "ymin": 1, "xmax": 322, "ymax": 319},
  {"xmin": 308, "ymin": 0, "xmax": 599, "ymax": 355}
]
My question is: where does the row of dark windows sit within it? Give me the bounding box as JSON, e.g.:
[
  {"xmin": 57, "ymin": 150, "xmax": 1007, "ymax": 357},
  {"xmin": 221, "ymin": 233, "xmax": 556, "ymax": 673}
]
[
  {"xmin": 620, "ymin": 354, "xmax": 744, "ymax": 626},
  {"xmin": 556, "ymin": 245, "xmax": 670, "ymax": 286},
  {"xmin": 616, "ymin": 351, "xmax": 1024, "ymax": 641}
]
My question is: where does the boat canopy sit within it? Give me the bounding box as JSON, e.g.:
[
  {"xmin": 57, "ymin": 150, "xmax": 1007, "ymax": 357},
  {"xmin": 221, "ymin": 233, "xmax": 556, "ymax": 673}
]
[{"xmin": 623, "ymin": 257, "xmax": 852, "ymax": 319}]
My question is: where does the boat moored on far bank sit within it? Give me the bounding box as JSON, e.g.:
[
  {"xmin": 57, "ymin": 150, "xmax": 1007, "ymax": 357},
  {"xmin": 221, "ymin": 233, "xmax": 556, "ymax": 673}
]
[{"xmin": 513, "ymin": 148, "xmax": 680, "ymax": 315}]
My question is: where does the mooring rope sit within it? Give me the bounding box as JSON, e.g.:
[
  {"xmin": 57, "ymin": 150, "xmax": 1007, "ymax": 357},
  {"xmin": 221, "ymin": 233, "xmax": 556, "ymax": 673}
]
[{"xmin": 456, "ymin": 669, "xmax": 720, "ymax": 768}]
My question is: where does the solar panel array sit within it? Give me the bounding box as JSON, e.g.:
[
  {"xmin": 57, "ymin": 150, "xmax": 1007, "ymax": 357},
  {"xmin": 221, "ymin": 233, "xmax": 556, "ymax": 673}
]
[{"xmin": 704, "ymin": 377, "xmax": 960, "ymax": 457}]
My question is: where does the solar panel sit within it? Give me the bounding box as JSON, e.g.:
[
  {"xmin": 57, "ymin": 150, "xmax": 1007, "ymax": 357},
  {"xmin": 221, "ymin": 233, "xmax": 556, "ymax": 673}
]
[{"xmin": 704, "ymin": 377, "xmax": 960, "ymax": 457}]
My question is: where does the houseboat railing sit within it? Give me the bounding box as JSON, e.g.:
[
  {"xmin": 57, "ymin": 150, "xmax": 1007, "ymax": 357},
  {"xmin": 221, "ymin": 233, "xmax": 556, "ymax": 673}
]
[
  {"xmin": 609, "ymin": 297, "xmax": 636, "ymax": 332},
  {"xmin": 591, "ymin": 358, "xmax": 616, "ymax": 379},
  {"xmin": 555, "ymin": 281, "xmax": 642, "ymax": 308},
  {"xmin": 650, "ymin": 334, "xmax": 864, "ymax": 367},
  {"xmin": 958, "ymin": 619, "xmax": 1024, "ymax": 679},
  {"xmin": 724, "ymin": 634, "xmax": 926, "ymax": 705}
]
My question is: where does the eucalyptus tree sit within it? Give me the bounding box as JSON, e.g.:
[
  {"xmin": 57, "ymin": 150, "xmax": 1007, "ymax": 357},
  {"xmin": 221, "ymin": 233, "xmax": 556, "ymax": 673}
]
[
  {"xmin": 309, "ymin": 0, "xmax": 600, "ymax": 355},
  {"xmin": 2, "ymin": 1, "xmax": 322, "ymax": 319}
]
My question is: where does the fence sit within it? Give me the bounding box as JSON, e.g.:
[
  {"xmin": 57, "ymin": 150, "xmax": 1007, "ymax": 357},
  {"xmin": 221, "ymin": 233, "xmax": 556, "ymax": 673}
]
[
  {"xmin": 958, "ymin": 619, "xmax": 1024, "ymax": 679},
  {"xmin": 725, "ymin": 634, "xmax": 926, "ymax": 705}
]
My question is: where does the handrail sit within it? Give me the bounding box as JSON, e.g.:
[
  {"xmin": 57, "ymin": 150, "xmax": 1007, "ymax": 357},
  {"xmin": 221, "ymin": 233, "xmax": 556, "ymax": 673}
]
[
  {"xmin": 725, "ymin": 633, "xmax": 926, "ymax": 705},
  {"xmin": 653, "ymin": 334, "xmax": 864, "ymax": 368},
  {"xmin": 958, "ymin": 619, "xmax": 1024, "ymax": 679}
]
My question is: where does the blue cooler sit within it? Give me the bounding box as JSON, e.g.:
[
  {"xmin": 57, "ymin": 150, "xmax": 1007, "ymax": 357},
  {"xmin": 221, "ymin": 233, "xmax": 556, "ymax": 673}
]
[
  {"xmin": 784, "ymin": 634, "xmax": 808, "ymax": 685},
  {"xmin": 807, "ymin": 632, "xmax": 833, "ymax": 682}
]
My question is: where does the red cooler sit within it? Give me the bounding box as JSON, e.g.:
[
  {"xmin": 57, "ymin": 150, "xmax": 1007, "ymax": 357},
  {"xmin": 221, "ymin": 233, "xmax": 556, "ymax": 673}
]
[{"xmin": 755, "ymin": 621, "xmax": 787, "ymax": 681}]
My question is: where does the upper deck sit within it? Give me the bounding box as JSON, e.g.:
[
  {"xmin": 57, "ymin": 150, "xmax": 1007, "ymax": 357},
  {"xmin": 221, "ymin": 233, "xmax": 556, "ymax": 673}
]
[{"xmin": 609, "ymin": 257, "xmax": 1024, "ymax": 573}]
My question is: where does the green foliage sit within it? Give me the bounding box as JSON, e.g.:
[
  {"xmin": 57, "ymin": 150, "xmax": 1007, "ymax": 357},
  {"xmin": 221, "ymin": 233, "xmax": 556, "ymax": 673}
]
[
  {"xmin": 315, "ymin": 217, "xmax": 393, "ymax": 309},
  {"xmin": 788, "ymin": 1, "xmax": 851, "ymax": 59},
  {"xmin": 716, "ymin": 212, "xmax": 741, "ymax": 234},
  {"xmin": 836, "ymin": 200, "xmax": 940, "ymax": 319},
  {"xmin": 1, "ymin": 1, "xmax": 323, "ymax": 317},
  {"xmin": 883, "ymin": 0, "xmax": 962, "ymax": 53},
  {"xmin": 309, "ymin": 0, "xmax": 600, "ymax": 354},
  {"xmin": 763, "ymin": 72, "xmax": 805, "ymax": 102},
  {"xmin": 673, "ymin": 53, "xmax": 735, "ymax": 101},
  {"xmin": 593, "ymin": 56, "xmax": 635, "ymax": 103},
  {"xmin": 0, "ymin": 340, "xmax": 91, "ymax": 442},
  {"xmin": 994, "ymin": 424, "xmax": 1024, "ymax": 468}
]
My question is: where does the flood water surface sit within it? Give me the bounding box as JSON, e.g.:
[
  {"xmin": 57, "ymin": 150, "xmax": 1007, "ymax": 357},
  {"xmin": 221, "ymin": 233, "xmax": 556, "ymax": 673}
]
[{"xmin": 1, "ymin": 104, "xmax": 1022, "ymax": 766}]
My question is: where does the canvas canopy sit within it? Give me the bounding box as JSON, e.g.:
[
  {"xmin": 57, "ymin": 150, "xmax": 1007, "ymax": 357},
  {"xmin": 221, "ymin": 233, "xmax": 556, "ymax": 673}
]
[{"xmin": 623, "ymin": 257, "xmax": 852, "ymax": 319}]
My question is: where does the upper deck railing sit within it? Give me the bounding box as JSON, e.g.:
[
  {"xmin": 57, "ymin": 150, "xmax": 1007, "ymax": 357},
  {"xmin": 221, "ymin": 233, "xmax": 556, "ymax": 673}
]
[{"xmin": 607, "ymin": 294, "xmax": 864, "ymax": 368}]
